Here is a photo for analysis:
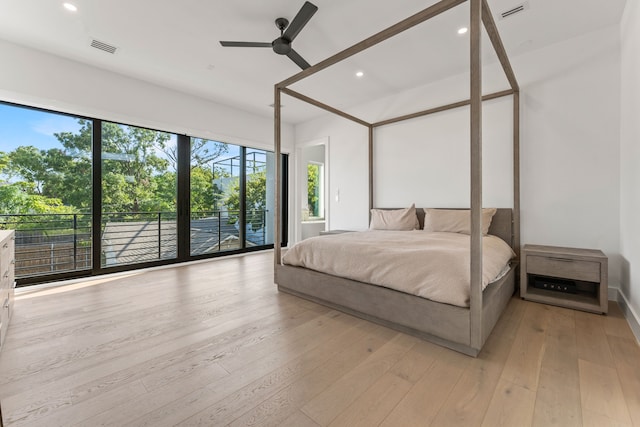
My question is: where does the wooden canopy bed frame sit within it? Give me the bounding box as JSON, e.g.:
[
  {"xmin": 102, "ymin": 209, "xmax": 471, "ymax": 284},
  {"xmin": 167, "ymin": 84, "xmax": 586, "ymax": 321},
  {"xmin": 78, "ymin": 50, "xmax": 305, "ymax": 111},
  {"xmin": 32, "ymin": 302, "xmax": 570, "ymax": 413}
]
[{"xmin": 272, "ymin": 0, "xmax": 520, "ymax": 357}]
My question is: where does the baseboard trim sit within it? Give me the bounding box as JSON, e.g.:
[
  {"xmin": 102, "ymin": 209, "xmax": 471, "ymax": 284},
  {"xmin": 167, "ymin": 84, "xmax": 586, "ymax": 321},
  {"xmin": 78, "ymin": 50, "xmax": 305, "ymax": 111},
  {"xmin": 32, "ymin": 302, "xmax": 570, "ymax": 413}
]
[
  {"xmin": 608, "ymin": 287, "xmax": 619, "ymax": 301},
  {"xmin": 611, "ymin": 287, "xmax": 640, "ymax": 345}
]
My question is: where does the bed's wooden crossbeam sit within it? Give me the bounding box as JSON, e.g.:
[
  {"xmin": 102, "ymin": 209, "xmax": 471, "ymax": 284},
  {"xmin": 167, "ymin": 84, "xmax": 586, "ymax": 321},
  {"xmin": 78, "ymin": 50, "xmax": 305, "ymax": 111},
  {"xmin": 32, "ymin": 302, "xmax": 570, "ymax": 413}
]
[{"xmin": 274, "ymin": 0, "xmax": 520, "ymax": 354}]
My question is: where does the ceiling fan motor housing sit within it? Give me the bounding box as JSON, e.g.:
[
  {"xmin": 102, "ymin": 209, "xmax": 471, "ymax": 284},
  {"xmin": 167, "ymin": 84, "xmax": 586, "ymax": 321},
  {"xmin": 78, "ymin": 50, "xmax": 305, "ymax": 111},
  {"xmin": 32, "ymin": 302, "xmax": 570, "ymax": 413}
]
[
  {"xmin": 272, "ymin": 38, "xmax": 291, "ymax": 55},
  {"xmin": 273, "ymin": 18, "xmax": 292, "ymax": 55}
]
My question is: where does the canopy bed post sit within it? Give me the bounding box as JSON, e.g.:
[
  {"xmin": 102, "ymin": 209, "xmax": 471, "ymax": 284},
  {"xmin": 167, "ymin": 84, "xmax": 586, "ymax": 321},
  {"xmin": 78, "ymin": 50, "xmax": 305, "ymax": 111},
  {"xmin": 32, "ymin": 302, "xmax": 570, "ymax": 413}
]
[
  {"xmin": 513, "ymin": 91, "xmax": 521, "ymax": 262},
  {"xmin": 469, "ymin": 0, "xmax": 483, "ymax": 350},
  {"xmin": 274, "ymin": 86, "xmax": 282, "ymax": 267},
  {"xmin": 369, "ymin": 126, "xmax": 374, "ymax": 211},
  {"xmin": 480, "ymin": 0, "xmax": 521, "ymax": 264}
]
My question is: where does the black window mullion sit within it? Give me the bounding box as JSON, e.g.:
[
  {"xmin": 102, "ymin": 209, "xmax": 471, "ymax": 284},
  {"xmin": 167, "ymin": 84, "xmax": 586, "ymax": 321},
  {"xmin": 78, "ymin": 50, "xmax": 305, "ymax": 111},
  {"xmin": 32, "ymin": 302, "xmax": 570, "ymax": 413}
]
[
  {"xmin": 177, "ymin": 135, "xmax": 191, "ymax": 260},
  {"xmin": 91, "ymin": 120, "xmax": 102, "ymax": 274},
  {"xmin": 281, "ymin": 154, "xmax": 288, "ymax": 247},
  {"xmin": 239, "ymin": 147, "xmax": 246, "ymax": 249}
]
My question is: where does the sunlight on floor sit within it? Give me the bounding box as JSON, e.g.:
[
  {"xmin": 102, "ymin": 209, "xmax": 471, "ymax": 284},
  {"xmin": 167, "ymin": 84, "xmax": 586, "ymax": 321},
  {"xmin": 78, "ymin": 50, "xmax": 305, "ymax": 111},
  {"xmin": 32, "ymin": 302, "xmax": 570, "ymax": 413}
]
[{"xmin": 15, "ymin": 271, "xmax": 143, "ymax": 300}]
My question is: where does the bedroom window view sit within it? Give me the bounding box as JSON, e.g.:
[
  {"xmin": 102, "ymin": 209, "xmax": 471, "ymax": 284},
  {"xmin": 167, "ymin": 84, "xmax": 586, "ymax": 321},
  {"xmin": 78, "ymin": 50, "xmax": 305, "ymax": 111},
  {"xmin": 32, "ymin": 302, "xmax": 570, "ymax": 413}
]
[
  {"xmin": 0, "ymin": 103, "xmax": 93, "ymax": 278},
  {"xmin": 190, "ymin": 143, "xmax": 274, "ymax": 255},
  {"xmin": 189, "ymin": 139, "xmax": 241, "ymax": 255},
  {"xmin": 307, "ymin": 162, "xmax": 324, "ymax": 220},
  {"xmin": 246, "ymin": 148, "xmax": 275, "ymax": 246},
  {"xmin": 0, "ymin": 101, "xmax": 287, "ymax": 285},
  {"xmin": 100, "ymin": 122, "xmax": 178, "ymax": 267}
]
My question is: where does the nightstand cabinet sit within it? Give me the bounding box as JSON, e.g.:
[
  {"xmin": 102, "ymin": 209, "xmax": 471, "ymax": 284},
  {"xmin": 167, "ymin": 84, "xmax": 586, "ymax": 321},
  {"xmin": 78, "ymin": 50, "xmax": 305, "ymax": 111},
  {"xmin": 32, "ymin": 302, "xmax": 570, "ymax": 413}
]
[
  {"xmin": 520, "ymin": 244, "xmax": 608, "ymax": 314},
  {"xmin": 0, "ymin": 230, "xmax": 16, "ymax": 350}
]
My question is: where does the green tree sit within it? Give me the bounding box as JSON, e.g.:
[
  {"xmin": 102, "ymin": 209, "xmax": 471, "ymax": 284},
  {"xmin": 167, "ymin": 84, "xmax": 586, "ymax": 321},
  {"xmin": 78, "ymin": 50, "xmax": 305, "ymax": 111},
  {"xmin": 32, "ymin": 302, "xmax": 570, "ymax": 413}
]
[
  {"xmin": 155, "ymin": 137, "xmax": 229, "ymax": 172},
  {"xmin": 1, "ymin": 120, "xmax": 234, "ymax": 219},
  {"xmin": 48, "ymin": 119, "xmax": 93, "ymax": 210},
  {"xmin": 224, "ymin": 171, "xmax": 266, "ymax": 229},
  {"xmin": 307, "ymin": 163, "xmax": 320, "ymax": 217},
  {"xmin": 189, "ymin": 166, "xmax": 214, "ymax": 213},
  {"xmin": 0, "ymin": 182, "xmax": 77, "ymax": 232},
  {"xmin": 6, "ymin": 146, "xmax": 49, "ymax": 194},
  {"xmin": 100, "ymin": 123, "xmax": 171, "ymax": 212}
]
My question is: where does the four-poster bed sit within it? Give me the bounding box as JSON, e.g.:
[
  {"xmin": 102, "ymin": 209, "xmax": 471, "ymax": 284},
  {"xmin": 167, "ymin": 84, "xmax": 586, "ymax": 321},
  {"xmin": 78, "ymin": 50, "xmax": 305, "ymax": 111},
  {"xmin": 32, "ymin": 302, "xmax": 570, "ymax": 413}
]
[{"xmin": 273, "ymin": 0, "xmax": 520, "ymax": 356}]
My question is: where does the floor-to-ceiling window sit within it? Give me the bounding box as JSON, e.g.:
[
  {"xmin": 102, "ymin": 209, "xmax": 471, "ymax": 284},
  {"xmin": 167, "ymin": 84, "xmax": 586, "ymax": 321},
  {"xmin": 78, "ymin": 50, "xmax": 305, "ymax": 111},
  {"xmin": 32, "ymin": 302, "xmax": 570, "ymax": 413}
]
[
  {"xmin": 101, "ymin": 122, "xmax": 178, "ymax": 267},
  {"xmin": 0, "ymin": 101, "xmax": 287, "ymax": 286},
  {"xmin": 246, "ymin": 148, "xmax": 276, "ymax": 246},
  {"xmin": 0, "ymin": 104, "xmax": 93, "ymax": 278},
  {"xmin": 189, "ymin": 138, "xmax": 242, "ymax": 255}
]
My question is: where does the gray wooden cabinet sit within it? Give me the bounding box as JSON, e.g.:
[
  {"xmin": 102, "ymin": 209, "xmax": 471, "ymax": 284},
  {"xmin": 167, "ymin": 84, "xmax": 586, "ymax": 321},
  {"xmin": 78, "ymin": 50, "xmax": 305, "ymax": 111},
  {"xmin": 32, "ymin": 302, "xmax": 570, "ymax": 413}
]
[
  {"xmin": 0, "ymin": 230, "xmax": 16, "ymax": 350},
  {"xmin": 520, "ymin": 244, "xmax": 608, "ymax": 314}
]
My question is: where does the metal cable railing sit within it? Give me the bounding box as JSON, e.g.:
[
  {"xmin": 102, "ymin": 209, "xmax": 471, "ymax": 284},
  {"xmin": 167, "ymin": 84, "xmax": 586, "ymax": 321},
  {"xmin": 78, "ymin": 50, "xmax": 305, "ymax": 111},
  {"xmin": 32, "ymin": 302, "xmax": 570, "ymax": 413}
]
[{"xmin": 0, "ymin": 209, "xmax": 269, "ymax": 279}]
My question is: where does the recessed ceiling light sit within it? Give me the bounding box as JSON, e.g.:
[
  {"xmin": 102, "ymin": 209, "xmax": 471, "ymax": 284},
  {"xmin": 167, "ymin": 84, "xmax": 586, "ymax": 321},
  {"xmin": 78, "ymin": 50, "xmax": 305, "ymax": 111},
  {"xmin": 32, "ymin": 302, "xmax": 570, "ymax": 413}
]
[
  {"xmin": 457, "ymin": 27, "xmax": 468, "ymax": 35},
  {"xmin": 63, "ymin": 2, "xmax": 78, "ymax": 12},
  {"xmin": 355, "ymin": 71, "xmax": 364, "ymax": 78}
]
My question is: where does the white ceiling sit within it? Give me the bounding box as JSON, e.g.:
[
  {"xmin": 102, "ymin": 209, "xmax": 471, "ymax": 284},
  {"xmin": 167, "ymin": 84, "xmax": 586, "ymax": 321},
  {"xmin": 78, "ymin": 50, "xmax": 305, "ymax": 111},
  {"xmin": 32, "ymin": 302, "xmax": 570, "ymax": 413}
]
[{"xmin": 0, "ymin": 0, "xmax": 627, "ymax": 124}]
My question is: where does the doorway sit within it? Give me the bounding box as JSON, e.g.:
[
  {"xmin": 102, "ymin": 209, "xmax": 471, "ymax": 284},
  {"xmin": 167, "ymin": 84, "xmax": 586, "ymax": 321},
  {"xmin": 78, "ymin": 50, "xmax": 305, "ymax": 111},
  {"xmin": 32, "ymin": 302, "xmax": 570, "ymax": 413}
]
[{"xmin": 295, "ymin": 138, "xmax": 329, "ymax": 241}]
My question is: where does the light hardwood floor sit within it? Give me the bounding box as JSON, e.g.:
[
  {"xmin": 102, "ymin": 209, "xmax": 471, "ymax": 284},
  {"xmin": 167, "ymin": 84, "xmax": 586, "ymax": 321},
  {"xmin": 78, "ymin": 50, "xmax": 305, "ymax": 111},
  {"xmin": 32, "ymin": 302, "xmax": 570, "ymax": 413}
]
[{"xmin": 0, "ymin": 251, "xmax": 639, "ymax": 426}]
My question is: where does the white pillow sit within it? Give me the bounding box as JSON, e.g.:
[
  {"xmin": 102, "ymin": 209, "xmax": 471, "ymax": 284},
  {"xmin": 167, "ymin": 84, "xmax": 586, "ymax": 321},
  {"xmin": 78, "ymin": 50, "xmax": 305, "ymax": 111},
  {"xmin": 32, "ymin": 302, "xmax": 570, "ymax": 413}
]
[
  {"xmin": 370, "ymin": 204, "xmax": 419, "ymax": 230},
  {"xmin": 423, "ymin": 208, "xmax": 497, "ymax": 235}
]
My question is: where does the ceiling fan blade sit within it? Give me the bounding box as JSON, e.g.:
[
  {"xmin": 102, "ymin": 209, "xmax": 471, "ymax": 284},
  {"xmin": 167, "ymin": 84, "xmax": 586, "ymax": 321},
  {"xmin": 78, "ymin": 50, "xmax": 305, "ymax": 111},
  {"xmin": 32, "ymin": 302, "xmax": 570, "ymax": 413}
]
[
  {"xmin": 220, "ymin": 41, "xmax": 272, "ymax": 48},
  {"xmin": 282, "ymin": 1, "xmax": 318, "ymax": 42},
  {"xmin": 287, "ymin": 49, "xmax": 311, "ymax": 70}
]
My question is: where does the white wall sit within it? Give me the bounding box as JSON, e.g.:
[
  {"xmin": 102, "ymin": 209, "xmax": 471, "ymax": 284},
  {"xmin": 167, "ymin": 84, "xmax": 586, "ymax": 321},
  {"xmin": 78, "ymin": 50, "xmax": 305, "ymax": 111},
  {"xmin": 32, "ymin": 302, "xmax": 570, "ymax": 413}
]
[
  {"xmin": 295, "ymin": 25, "xmax": 622, "ymax": 287},
  {"xmin": 295, "ymin": 118, "xmax": 370, "ymax": 231},
  {"xmin": 0, "ymin": 38, "xmax": 297, "ymax": 241},
  {"xmin": 620, "ymin": 0, "xmax": 640, "ymax": 327},
  {"xmin": 0, "ymin": 39, "xmax": 294, "ymax": 151}
]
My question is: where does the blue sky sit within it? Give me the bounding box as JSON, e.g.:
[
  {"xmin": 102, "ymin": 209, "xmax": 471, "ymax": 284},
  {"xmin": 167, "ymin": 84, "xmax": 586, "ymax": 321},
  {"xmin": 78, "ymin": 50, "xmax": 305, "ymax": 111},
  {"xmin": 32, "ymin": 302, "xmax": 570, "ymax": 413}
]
[
  {"xmin": 0, "ymin": 103, "xmax": 258, "ymax": 167},
  {"xmin": 0, "ymin": 103, "xmax": 82, "ymax": 152}
]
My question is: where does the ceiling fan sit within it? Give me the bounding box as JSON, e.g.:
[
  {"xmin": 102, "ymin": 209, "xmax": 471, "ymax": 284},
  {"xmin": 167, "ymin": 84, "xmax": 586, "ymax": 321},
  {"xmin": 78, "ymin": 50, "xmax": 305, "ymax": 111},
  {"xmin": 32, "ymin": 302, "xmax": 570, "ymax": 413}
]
[{"xmin": 219, "ymin": 1, "xmax": 318, "ymax": 70}]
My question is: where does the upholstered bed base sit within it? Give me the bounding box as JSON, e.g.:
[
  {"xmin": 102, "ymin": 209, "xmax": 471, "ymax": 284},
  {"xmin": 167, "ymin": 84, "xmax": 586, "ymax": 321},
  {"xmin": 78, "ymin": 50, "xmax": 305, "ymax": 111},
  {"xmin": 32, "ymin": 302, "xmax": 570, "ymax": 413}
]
[{"xmin": 276, "ymin": 263, "xmax": 516, "ymax": 357}]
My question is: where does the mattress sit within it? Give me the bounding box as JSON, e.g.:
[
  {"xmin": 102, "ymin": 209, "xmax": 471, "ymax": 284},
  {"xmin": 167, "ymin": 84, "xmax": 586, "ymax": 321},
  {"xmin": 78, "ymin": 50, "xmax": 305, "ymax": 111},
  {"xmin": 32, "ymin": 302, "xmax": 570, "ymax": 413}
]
[{"xmin": 282, "ymin": 230, "xmax": 515, "ymax": 308}]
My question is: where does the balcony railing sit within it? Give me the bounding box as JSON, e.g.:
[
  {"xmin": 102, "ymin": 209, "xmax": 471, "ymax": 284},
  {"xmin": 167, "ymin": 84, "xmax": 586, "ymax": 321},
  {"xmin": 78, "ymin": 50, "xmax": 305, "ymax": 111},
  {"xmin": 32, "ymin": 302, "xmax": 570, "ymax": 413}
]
[{"xmin": 0, "ymin": 210, "xmax": 268, "ymax": 280}]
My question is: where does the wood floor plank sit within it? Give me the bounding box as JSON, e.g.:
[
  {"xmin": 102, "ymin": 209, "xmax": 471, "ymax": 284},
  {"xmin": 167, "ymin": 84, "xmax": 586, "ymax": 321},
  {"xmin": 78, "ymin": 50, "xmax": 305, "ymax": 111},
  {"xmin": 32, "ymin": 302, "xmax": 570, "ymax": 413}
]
[
  {"xmin": 0, "ymin": 289, "xmax": 286, "ymax": 393},
  {"xmin": 279, "ymin": 410, "xmax": 321, "ymax": 427},
  {"xmin": 388, "ymin": 338, "xmax": 443, "ymax": 384},
  {"xmin": 299, "ymin": 333, "xmax": 416, "ymax": 426},
  {"xmin": 605, "ymin": 335, "xmax": 640, "ymax": 426},
  {"xmin": 432, "ymin": 296, "xmax": 526, "ymax": 426},
  {"xmin": 500, "ymin": 302, "xmax": 550, "ymax": 391},
  {"xmin": 579, "ymin": 359, "xmax": 633, "ymax": 425},
  {"xmin": 75, "ymin": 358, "xmax": 234, "ymax": 427},
  {"xmin": 1, "ymin": 294, "xmax": 312, "ymax": 410},
  {"xmin": 327, "ymin": 372, "xmax": 412, "ymax": 427},
  {"xmin": 5, "ymin": 380, "xmax": 147, "ymax": 427},
  {"xmin": 0, "ymin": 251, "xmax": 638, "ymax": 427},
  {"xmin": 575, "ymin": 310, "xmax": 615, "ymax": 367},
  {"xmin": 226, "ymin": 322, "xmax": 393, "ymax": 427},
  {"xmin": 481, "ymin": 378, "xmax": 537, "ymax": 427},
  {"xmin": 123, "ymin": 313, "xmax": 366, "ymax": 426},
  {"xmin": 604, "ymin": 303, "xmax": 637, "ymax": 341},
  {"xmin": 582, "ymin": 410, "xmax": 632, "ymax": 427},
  {"xmin": 379, "ymin": 349, "xmax": 471, "ymax": 427},
  {"xmin": 532, "ymin": 305, "xmax": 582, "ymax": 427}
]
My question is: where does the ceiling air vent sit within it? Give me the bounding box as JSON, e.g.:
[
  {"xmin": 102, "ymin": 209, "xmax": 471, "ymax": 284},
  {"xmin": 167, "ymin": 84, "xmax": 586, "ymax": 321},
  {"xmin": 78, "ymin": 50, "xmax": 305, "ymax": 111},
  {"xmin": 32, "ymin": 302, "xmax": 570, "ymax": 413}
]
[
  {"xmin": 499, "ymin": 2, "xmax": 529, "ymax": 19},
  {"xmin": 90, "ymin": 39, "xmax": 117, "ymax": 54}
]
